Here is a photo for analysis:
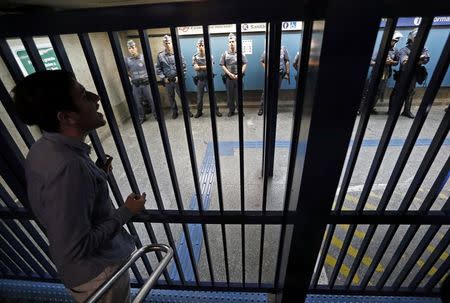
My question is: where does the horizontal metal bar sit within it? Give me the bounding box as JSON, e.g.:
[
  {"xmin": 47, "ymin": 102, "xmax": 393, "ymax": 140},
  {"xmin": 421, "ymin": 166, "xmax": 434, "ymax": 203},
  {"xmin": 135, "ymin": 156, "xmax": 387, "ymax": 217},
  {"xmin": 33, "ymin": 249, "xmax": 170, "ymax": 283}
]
[
  {"xmin": 4, "ymin": 208, "xmax": 450, "ymax": 225},
  {"xmin": 309, "ymin": 286, "xmax": 440, "ymax": 297},
  {"xmin": 0, "ymin": 1, "xmax": 448, "ymax": 38}
]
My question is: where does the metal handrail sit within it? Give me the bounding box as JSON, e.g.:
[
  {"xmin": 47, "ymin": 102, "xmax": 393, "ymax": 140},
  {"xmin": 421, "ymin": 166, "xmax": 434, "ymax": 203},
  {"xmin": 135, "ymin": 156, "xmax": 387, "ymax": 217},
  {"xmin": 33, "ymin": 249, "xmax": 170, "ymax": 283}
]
[{"xmin": 86, "ymin": 244, "xmax": 173, "ymax": 303}]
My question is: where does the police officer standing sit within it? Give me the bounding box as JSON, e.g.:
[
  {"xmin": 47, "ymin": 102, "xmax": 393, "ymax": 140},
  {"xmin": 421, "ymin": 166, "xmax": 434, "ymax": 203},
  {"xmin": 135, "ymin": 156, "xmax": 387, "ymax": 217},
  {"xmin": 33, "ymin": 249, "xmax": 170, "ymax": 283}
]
[
  {"xmin": 293, "ymin": 51, "xmax": 300, "ymax": 80},
  {"xmin": 125, "ymin": 39, "xmax": 155, "ymax": 124},
  {"xmin": 390, "ymin": 28, "xmax": 430, "ymax": 119},
  {"xmin": 359, "ymin": 31, "xmax": 402, "ymax": 115},
  {"xmin": 156, "ymin": 35, "xmax": 192, "ymax": 119},
  {"xmin": 258, "ymin": 46, "xmax": 290, "ymax": 116},
  {"xmin": 192, "ymin": 38, "xmax": 222, "ymax": 118},
  {"xmin": 220, "ymin": 33, "xmax": 248, "ymax": 117}
]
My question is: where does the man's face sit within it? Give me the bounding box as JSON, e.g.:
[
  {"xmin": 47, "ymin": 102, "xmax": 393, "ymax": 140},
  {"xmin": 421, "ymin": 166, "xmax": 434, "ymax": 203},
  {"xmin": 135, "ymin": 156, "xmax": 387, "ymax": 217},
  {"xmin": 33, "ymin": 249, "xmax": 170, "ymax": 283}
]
[
  {"xmin": 128, "ymin": 45, "xmax": 138, "ymax": 57},
  {"xmin": 164, "ymin": 40, "xmax": 173, "ymax": 54},
  {"xmin": 69, "ymin": 81, "xmax": 106, "ymax": 133},
  {"xmin": 197, "ymin": 42, "xmax": 205, "ymax": 53},
  {"xmin": 391, "ymin": 38, "xmax": 399, "ymax": 48},
  {"xmin": 228, "ymin": 39, "xmax": 236, "ymax": 51}
]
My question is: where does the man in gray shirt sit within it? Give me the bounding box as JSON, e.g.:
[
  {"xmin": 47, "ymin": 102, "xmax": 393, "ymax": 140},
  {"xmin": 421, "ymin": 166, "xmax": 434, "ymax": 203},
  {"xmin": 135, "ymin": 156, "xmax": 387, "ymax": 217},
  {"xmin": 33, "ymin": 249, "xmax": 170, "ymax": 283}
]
[
  {"xmin": 156, "ymin": 35, "xmax": 192, "ymax": 119},
  {"xmin": 220, "ymin": 33, "xmax": 248, "ymax": 117},
  {"xmin": 13, "ymin": 70, "xmax": 146, "ymax": 303},
  {"xmin": 125, "ymin": 39, "xmax": 156, "ymax": 123}
]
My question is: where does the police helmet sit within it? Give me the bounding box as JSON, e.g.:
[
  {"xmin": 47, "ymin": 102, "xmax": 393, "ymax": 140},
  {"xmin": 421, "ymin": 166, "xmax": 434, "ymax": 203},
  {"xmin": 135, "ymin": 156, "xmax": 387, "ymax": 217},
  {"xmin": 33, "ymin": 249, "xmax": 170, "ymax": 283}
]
[
  {"xmin": 408, "ymin": 29, "xmax": 418, "ymax": 43},
  {"xmin": 392, "ymin": 31, "xmax": 403, "ymax": 41}
]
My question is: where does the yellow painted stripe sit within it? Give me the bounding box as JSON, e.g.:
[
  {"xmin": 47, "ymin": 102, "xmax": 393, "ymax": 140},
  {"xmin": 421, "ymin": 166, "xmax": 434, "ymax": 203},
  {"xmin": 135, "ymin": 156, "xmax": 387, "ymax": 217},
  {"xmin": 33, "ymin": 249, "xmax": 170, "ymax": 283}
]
[
  {"xmin": 331, "ymin": 236, "xmax": 384, "ymax": 272},
  {"xmin": 439, "ymin": 193, "xmax": 448, "ymax": 200},
  {"xmin": 345, "ymin": 194, "xmax": 377, "ymax": 210},
  {"xmin": 369, "ymin": 192, "xmax": 382, "ymax": 199},
  {"xmin": 338, "ymin": 224, "xmax": 367, "ymax": 240},
  {"xmin": 416, "ymin": 259, "xmax": 439, "ymax": 277},
  {"xmin": 325, "ymin": 254, "xmax": 360, "ymax": 284},
  {"xmin": 426, "ymin": 244, "xmax": 449, "ymax": 262}
]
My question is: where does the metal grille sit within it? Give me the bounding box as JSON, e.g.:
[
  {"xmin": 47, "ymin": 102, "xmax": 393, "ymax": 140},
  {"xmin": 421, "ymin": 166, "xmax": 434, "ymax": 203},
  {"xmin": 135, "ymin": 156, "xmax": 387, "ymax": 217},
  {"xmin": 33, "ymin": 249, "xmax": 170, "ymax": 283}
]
[{"xmin": 0, "ymin": 1, "xmax": 449, "ymax": 302}]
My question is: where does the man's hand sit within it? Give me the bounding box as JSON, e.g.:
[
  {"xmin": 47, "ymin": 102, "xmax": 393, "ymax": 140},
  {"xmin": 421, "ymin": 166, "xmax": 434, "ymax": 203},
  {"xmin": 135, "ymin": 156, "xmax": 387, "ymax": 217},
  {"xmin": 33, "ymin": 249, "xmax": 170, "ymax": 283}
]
[
  {"xmin": 284, "ymin": 73, "xmax": 290, "ymax": 80},
  {"xmin": 164, "ymin": 78, "xmax": 169, "ymax": 84},
  {"xmin": 124, "ymin": 192, "xmax": 146, "ymax": 215},
  {"xmin": 175, "ymin": 76, "xmax": 178, "ymax": 83},
  {"xmin": 96, "ymin": 155, "xmax": 113, "ymax": 173}
]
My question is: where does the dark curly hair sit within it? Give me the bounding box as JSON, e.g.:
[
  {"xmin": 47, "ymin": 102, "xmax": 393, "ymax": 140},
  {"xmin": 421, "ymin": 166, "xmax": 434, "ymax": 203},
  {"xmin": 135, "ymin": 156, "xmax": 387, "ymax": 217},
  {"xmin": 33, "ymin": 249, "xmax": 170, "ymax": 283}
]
[{"xmin": 12, "ymin": 70, "xmax": 78, "ymax": 133}]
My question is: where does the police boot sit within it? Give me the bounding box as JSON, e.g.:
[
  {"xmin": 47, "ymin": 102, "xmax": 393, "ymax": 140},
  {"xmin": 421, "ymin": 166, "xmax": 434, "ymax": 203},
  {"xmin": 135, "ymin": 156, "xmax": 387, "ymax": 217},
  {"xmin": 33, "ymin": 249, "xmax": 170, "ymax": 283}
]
[
  {"xmin": 195, "ymin": 110, "xmax": 203, "ymax": 118},
  {"xmin": 258, "ymin": 106, "xmax": 263, "ymax": 116},
  {"xmin": 401, "ymin": 96, "xmax": 414, "ymax": 119}
]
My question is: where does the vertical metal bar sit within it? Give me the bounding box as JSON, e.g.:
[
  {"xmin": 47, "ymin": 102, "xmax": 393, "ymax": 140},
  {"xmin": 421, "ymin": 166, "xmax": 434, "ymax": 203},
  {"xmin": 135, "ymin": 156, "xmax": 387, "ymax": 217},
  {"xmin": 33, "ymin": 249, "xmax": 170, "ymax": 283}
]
[
  {"xmin": 114, "ymin": 30, "xmax": 187, "ymax": 214},
  {"xmin": 0, "ymin": 248, "xmax": 22, "ymax": 276},
  {"xmin": 235, "ymin": 23, "xmax": 246, "ymax": 287},
  {"xmin": 355, "ymin": 17, "xmax": 432, "ymax": 214},
  {"xmin": 329, "ymin": 17, "xmax": 433, "ymax": 288},
  {"xmin": 49, "ymin": 34, "xmax": 108, "ymax": 170},
  {"xmin": 261, "ymin": 24, "xmax": 269, "ymax": 178},
  {"xmin": 0, "ymin": 183, "xmax": 55, "ymax": 269},
  {"xmin": 398, "ymin": 112, "xmax": 450, "ymax": 213},
  {"xmin": 0, "ymin": 236, "xmax": 34, "ymax": 276},
  {"xmin": 0, "ymin": 80, "xmax": 35, "ymax": 150},
  {"xmin": 79, "ymin": 32, "xmax": 174, "ymax": 285},
  {"xmin": 376, "ymin": 161, "xmax": 450, "ymax": 290},
  {"xmin": 392, "ymin": 225, "xmax": 441, "ymax": 290},
  {"xmin": 0, "ymin": 222, "xmax": 47, "ymax": 278},
  {"xmin": 359, "ymin": 83, "xmax": 450, "ymax": 289},
  {"xmin": 3, "ymin": 219, "xmax": 57, "ymax": 278},
  {"xmin": 258, "ymin": 21, "xmax": 282, "ymax": 287},
  {"xmin": 49, "ymin": 35, "xmax": 73, "ymax": 72},
  {"xmin": 424, "ymin": 249, "xmax": 450, "ymax": 292},
  {"xmin": 0, "ymin": 38, "xmax": 25, "ymax": 82},
  {"xmin": 170, "ymin": 26, "xmax": 204, "ymax": 285},
  {"xmin": 186, "ymin": 29, "xmax": 215, "ymax": 285},
  {"xmin": 333, "ymin": 18, "xmax": 397, "ymax": 213},
  {"xmin": 21, "ymin": 36, "xmax": 46, "ymax": 72},
  {"xmin": 278, "ymin": 19, "xmax": 313, "ymax": 289},
  {"xmin": 110, "ymin": 30, "xmax": 192, "ymax": 285},
  {"xmin": 277, "ymin": 0, "xmax": 381, "ymax": 300},
  {"xmin": 328, "ymin": 19, "xmax": 397, "ymax": 287},
  {"xmin": 50, "ymin": 34, "xmax": 149, "ymax": 283},
  {"xmin": 203, "ymin": 24, "xmax": 230, "ymax": 286},
  {"xmin": 264, "ymin": 22, "xmax": 282, "ymax": 178},
  {"xmin": 139, "ymin": 29, "xmax": 208, "ymax": 285},
  {"xmin": 409, "ymin": 228, "xmax": 450, "ymax": 290}
]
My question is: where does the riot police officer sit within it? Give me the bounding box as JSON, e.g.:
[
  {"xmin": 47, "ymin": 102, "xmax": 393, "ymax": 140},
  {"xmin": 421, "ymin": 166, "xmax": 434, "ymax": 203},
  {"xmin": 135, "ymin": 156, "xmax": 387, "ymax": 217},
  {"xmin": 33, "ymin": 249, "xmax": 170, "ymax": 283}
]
[
  {"xmin": 293, "ymin": 51, "xmax": 300, "ymax": 80},
  {"xmin": 359, "ymin": 31, "xmax": 402, "ymax": 115},
  {"xmin": 258, "ymin": 46, "xmax": 290, "ymax": 116},
  {"xmin": 156, "ymin": 35, "xmax": 192, "ymax": 119},
  {"xmin": 192, "ymin": 38, "xmax": 222, "ymax": 118},
  {"xmin": 390, "ymin": 28, "xmax": 430, "ymax": 119},
  {"xmin": 125, "ymin": 39, "xmax": 155, "ymax": 123},
  {"xmin": 219, "ymin": 33, "xmax": 248, "ymax": 117}
]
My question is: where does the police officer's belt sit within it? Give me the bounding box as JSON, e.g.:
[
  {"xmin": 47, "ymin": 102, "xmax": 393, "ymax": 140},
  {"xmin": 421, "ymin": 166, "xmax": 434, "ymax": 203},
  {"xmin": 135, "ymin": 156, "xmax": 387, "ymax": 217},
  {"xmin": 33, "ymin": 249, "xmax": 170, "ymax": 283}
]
[{"xmin": 131, "ymin": 78, "xmax": 149, "ymax": 86}]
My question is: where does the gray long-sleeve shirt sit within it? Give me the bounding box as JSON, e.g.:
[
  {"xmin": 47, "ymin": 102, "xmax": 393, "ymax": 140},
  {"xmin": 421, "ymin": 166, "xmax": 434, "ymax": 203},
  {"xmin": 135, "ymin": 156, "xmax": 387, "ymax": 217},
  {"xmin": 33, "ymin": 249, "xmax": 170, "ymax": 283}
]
[
  {"xmin": 25, "ymin": 132, "xmax": 135, "ymax": 288},
  {"xmin": 155, "ymin": 49, "xmax": 186, "ymax": 79}
]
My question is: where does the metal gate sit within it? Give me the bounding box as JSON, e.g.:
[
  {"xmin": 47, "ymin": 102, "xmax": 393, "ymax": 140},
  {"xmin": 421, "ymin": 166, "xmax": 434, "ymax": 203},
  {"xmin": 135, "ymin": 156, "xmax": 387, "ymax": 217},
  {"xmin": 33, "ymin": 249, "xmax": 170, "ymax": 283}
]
[{"xmin": 0, "ymin": 1, "xmax": 449, "ymax": 302}]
